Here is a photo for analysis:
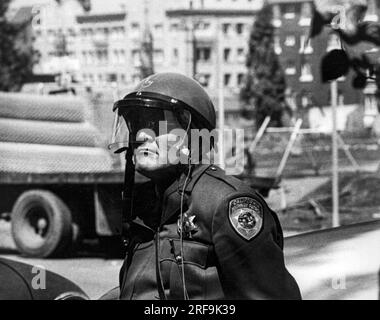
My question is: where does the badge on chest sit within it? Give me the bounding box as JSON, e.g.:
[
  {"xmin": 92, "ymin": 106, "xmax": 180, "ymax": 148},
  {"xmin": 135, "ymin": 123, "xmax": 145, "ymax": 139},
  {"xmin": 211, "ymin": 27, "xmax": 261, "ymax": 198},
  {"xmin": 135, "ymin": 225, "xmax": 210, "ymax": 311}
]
[{"xmin": 177, "ymin": 212, "xmax": 198, "ymax": 239}]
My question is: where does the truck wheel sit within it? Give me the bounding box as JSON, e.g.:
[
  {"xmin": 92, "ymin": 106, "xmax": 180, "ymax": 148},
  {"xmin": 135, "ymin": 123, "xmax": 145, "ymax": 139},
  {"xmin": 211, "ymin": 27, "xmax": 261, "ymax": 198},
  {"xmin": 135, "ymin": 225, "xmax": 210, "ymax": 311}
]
[{"xmin": 11, "ymin": 190, "xmax": 73, "ymax": 258}]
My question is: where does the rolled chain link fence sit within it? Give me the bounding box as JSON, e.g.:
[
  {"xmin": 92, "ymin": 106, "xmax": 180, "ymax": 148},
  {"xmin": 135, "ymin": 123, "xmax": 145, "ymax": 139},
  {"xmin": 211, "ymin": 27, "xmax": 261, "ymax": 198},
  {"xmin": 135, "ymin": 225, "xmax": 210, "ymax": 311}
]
[{"xmin": 0, "ymin": 92, "xmax": 118, "ymax": 174}]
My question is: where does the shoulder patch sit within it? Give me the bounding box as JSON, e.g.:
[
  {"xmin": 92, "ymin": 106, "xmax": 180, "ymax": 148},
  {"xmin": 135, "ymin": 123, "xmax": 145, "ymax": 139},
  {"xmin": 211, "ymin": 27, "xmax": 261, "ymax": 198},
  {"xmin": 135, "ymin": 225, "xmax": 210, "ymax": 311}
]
[{"xmin": 229, "ymin": 197, "xmax": 263, "ymax": 241}]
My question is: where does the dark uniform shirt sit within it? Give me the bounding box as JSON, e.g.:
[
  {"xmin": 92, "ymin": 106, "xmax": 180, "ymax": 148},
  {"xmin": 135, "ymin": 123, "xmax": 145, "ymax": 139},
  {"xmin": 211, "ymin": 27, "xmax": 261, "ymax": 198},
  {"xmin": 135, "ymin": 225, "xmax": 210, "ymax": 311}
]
[{"xmin": 119, "ymin": 164, "xmax": 301, "ymax": 300}]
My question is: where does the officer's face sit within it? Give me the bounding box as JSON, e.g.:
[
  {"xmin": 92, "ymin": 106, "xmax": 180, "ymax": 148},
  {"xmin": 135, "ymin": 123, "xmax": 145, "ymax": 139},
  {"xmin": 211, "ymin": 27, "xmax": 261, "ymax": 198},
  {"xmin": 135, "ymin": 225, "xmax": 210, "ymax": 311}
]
[{"xmin": 133, "ymin": 112, "xmax": 187, "ymax": 181}]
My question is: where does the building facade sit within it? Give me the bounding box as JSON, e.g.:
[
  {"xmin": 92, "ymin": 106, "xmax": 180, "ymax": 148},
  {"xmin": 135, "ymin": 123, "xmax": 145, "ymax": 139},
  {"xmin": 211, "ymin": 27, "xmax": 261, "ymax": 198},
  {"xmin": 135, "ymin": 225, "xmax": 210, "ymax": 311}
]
[
  {"xmin": 9, "ymin": 0, "xmax": 380, "ymax": 124},
  {"xmin": 269, "ymin": 0, "xmax": 361, "ymax": 111}
]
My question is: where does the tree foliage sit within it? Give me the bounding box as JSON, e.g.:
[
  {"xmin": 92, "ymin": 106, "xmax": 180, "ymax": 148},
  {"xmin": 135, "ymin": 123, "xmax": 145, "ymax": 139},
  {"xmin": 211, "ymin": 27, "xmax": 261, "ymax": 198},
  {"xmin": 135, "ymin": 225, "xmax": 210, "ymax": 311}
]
[
  {"xmin": 240, "ymin": 5, "xmax": 288, "ymax": 128},
  {"xmin": 0, "ymin": 0, "xmax": 36, "ymax": 91}
]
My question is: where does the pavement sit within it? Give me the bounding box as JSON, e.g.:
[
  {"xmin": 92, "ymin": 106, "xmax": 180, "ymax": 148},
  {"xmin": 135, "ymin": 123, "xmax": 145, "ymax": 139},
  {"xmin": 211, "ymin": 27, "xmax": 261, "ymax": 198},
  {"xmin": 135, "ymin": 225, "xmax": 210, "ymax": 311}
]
[{"xmin": 0, "ymin": 172, "xmax": 377, "ymax": 299}]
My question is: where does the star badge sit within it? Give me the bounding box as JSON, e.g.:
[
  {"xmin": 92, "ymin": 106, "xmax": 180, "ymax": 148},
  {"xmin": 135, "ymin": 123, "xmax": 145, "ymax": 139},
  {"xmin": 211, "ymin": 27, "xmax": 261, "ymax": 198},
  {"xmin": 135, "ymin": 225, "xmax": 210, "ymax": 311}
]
[{"xmin": 177, "ymin": 212, "xmax": 198, "ymax": 239}]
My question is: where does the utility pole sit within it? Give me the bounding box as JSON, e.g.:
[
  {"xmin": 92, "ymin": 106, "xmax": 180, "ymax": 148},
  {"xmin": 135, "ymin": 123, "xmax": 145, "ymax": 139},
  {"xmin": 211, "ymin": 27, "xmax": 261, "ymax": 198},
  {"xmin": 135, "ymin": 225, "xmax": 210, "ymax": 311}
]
[
  {"xmin": 189, "ymin": 0, "xmax": 197, "ymax": 79},
  {"xmin": 192, "ymin": 24, "xmax": 197, "ymax": 78},
  {"xmin": 331, "ymin": 80, "xmax": 340, "ymax": 228},
  {"xmin": 216, "ymin": 19, "xmax": 225, "ymax": 169}
]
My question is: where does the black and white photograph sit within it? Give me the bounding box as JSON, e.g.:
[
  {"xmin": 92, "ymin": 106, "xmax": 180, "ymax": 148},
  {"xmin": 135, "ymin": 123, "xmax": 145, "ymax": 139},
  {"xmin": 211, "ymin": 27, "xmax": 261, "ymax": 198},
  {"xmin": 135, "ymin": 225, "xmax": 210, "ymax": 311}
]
[{"xmin": 0, "ymin": 0, "xmax": 379, "ymax": 303}]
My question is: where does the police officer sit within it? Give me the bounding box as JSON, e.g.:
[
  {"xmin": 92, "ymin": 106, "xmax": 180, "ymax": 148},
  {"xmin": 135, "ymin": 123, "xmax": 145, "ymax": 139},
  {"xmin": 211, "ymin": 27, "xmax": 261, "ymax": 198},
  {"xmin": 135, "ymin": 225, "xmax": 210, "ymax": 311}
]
[{"xmin": 110, "ymin": 72, "xmax": 301, "ymax": 300}]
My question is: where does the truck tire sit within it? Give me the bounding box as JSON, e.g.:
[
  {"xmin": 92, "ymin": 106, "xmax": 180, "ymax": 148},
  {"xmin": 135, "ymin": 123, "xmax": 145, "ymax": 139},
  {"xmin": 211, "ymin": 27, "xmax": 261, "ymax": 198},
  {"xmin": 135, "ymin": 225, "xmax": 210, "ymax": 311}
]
[{"xmin": 11, "ymin": 190, "xmax": 73, "ymax": 258}]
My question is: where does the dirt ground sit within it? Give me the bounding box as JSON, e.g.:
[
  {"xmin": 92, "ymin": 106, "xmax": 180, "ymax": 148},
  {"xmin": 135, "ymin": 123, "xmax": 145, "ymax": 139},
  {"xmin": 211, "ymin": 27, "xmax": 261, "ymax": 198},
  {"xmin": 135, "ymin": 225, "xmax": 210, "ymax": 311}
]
[{"xmin": 274, "ymin": 172, "xmax": 380, "ymax": 234}]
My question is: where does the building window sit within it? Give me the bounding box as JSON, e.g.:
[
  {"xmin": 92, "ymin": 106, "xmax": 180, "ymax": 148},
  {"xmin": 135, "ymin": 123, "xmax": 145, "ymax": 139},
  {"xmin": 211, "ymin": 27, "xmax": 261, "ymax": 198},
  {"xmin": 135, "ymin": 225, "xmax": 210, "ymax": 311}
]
[
  {"xmin": 196, "ymin": 47, "xmax": 211, "ymax": 62},
  {"xmin": 364, "ymin": 0, "xmax": 379, "ymax": 22},
  {"xmin": 172, "ymin": 48, "xmax": 179, "ymax": 64},
  {"xmin": 154, "ymin": 49, "xmax": 164, "ymax": 64},
  {"xmin": 236, "ymin": 23, "xmax": 244, "ymax": 35},
  {"xmin": 284, "ymin": 35, "xmax": 296, "ymax": 47},
  {"xmin": 272, "ymin": 5, "xmax": 282, "ymax": 27},
  {"xmin": 198, "ymin": 22, "xmax": 210, "ymax": 30},
  {"xmin": 130, "ymin": 23, "xmax": 140, "ymax": 38},
  {"xmin": 300, "ymin": 62, "xmax": 313, "ymax": 82},
  {"xmin": 299, "ymin": 35, "xmax": 313, "ymax": 54},
  {"xmin": 327, "ymin": 33, "xmax": 341, "ymax": 51},
  {"xmin": 132, "ymin": 49, "xmax": 140, "ymax": 67},
  {"xmin": 170, "ymin": 23, "xmax": 179, "ymax": 31},
  {"xmin": 237, "ymin": 73, "xmax": 245, "ymax": 87},
  {"xmin": 154, "ymin": 23, "xmax": 164, "ymax": 36},
  {"xmin": 223, "ymin": 48, "xmax": 231, "ymax": 62},
  {"xmin": 87, "ymin": 28, "xmax": 94, "ymax": 38},
  {"xmin": 107, "ymin": 73, "xmax": 117, "ymax": 82},
  {"xmin": 283, "ymin": 4, "xmax": 296, "ymax": 19},
  {"xmin": 96, "ymin": 49, "xmax": 108, "ymax": 64},
  {"xmin": 111, "ymin": 26, "xmax": 125, "ymax": 39},
  {"xmin": 274, "ymin": 36, "xmax": 282, "ymax": 54},
  {"xmin": 299, "ymin": 2, "xmax": 312, "ymax": 26},
  {"xmin": 237, "ymin": 48, "xmax": 245, "ymax": 63},
  {"xmin": 285, "ymin": 60, "xmax": 297, "ymax": 75},
  {"xmin": 222, "ymin": 23, "xmax": 231, "ymax": 35},
  {"xmin": 224, "ymin": 73, "xmax": 231, "ymax": 87}
]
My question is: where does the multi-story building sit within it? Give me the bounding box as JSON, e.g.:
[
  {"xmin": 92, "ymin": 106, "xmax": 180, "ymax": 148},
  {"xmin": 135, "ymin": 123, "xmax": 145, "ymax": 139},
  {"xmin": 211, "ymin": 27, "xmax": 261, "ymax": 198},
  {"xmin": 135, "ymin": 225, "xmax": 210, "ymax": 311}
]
[
  {"xmin": 8, "ymin": 0, "xmax": 380, "ymax": 126},
  {"xmin": 165, "ymin": 0, "xmax": 261, "ymax": 122},
  {"xmin": 9, "ymin": 0, "xmax": 261, "ymax": 121},
  {"xmin": 269, "ymin": 0, "xmax": 380, "ymax": 110}
]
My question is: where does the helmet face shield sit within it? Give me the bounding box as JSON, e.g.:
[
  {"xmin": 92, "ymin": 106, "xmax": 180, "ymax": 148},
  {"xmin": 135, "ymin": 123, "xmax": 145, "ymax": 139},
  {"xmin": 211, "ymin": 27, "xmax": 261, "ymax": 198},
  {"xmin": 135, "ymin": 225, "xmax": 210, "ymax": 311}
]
[{"xmin": 109, "ymin": 98, "xmax": 191, "ymax": 153}]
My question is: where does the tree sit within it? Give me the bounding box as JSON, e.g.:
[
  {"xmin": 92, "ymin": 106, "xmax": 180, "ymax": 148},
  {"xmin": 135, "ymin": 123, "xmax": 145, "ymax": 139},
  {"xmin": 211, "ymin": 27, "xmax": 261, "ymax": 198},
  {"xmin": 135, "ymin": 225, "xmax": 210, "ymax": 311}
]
[
  {"xmin": 240, "ymin": 4, "xmax": 288, "ymax": 128},
  {"xmin": 0, "ymin": 0, "xmax": 36, "ymax": 91}
]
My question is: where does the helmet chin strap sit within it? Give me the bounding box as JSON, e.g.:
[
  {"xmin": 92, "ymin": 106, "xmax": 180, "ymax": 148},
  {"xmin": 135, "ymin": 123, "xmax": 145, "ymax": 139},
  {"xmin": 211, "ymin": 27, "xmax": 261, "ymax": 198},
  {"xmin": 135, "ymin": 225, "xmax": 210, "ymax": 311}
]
[
  {"xmin": 121, "ymin": 133, "xmax": 136, "ymax": 246},
  {"xmin": 178, "ymin": 113, "xmax": 192, "ymax": 300}
]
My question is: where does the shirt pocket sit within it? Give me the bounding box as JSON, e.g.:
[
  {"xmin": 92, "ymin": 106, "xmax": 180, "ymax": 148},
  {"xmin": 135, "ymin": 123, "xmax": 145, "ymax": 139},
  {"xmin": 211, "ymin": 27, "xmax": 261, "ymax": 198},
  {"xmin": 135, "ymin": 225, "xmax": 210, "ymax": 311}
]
[{"xmin": 159, "ymin": 238, "xmax": 210, "ymax": 300}]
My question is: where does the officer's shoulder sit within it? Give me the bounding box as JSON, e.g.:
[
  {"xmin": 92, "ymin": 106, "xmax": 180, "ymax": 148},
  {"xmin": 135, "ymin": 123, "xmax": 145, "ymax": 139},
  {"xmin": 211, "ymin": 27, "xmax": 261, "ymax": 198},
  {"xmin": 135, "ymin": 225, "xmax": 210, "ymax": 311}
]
[{"xmin": 196, "ymin": 165, "xmax": 254, "ymax": 195}]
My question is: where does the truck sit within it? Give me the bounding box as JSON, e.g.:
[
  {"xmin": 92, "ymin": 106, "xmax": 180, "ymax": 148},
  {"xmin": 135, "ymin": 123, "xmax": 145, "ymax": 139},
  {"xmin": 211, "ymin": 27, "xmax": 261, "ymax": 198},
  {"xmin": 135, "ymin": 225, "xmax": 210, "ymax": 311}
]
[
  {"xmin": 0, "ymin": 92, "xmax": 146, "ymax": 258},
  {"xmin": 0, "ymin": 91, "xmax": 278, "ymax": 258}
]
